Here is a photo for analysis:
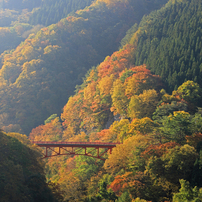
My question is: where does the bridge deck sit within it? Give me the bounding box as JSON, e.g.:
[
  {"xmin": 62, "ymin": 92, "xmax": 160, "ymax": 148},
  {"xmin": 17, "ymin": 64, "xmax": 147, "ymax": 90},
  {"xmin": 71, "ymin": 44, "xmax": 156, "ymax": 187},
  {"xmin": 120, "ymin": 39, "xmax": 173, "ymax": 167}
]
[{"xmin": 32, "ymin": 141, "xmax": 119, "ymax": 148}]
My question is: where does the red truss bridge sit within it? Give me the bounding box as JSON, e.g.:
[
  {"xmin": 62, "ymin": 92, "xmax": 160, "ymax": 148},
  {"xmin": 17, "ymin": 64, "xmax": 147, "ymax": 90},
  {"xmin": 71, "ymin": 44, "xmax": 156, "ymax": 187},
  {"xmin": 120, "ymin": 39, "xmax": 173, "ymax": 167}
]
[{"xmin": 32, "ymin": 141, "xmax": 121, "ymax": 161}]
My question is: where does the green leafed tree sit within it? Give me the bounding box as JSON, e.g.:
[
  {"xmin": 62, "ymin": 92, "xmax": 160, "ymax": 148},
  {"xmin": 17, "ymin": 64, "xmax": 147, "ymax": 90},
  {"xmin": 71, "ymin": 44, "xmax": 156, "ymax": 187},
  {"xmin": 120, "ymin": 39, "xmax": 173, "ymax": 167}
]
[
  {"xmin": 117, "ymin": 191, "xmax": 132, "ymax": 202},
  {"xmin": 44, "ymin": 114, "xmax": 58, "ymax": 124},
  {"xmin": 173, "ymin": 179, "xmax": 202, "ymax": 202},
  {"xmin": 161, "ymin": 111, "xmax": 192, "ymax": 144},
  {"xmin": 95, "ymin": 180, "xmax": 118, "ymax": 202}
]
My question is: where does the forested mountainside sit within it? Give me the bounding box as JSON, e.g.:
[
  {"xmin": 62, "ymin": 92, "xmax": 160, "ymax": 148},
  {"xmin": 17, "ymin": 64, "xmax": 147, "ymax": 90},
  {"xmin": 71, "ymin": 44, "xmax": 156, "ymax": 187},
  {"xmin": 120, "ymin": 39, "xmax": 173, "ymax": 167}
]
[
  {"xmin": 0, "ymin": 0, "xmax": 41, "ymax": 27},
  {"xmin": 2, "ymin": 0, "xmax": 202, "ymax": 201},
  {"xmin": 29, "ymin": 0, "xmax": 94, "ymax": 26},
  {"xmin": 29, "ymin": 45, "xmax": 202, "ymax": 202},
  {"xmin": 0, "ymin": 0, "xmax": 94, "ymax": 55},
  {"xmin": 0, "ymin": 0, "xmax": 41, "ymax": 11},
  {"xmin": 29, "ymin": 0, "xmax": 202, "ymax": 201},
  {"xmin": 129, "ymin": 0, "xmax": 202, "ymax": 93},
  {"xmin": 0, "ymin": 130, "xmax": 63, "ymax": 201},
  {"xmin": 0, "ymin": 0, "xmax": 95, "ymax": 54},
  {"xmin": 0, "ymin": 0, "xmax": 94, "ymax": 27},
  {"xmin": 0, "ymin": 0, "xmax": 167, "ymax": 135}
]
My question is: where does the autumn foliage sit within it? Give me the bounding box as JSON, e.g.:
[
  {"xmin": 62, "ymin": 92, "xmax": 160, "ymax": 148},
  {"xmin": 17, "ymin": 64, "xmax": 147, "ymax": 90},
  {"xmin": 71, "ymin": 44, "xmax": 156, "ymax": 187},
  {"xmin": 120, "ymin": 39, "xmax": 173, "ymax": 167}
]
[{"xmin": 28, "ymin": 39, "xmax": 202, "ymax": 201}]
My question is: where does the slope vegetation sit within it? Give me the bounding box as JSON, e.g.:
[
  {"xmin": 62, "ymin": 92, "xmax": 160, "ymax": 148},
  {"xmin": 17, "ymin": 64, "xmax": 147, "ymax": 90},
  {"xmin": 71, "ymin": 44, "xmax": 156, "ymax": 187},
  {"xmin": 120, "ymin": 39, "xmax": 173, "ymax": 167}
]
[
  {"xmin": 0, "ymin": 0, "xmax": 167, "ymax": 134},
  {"xmin": 0, "ymin": 131, "xmax": 61, "ymax": 201},
  {"xmin": 29, "ymin": 0, "xmax": 94, "ymax": 26},
  {"xmin": 29, "ymin": 0, "xmax": 202, "ymax": 201},
  {"xmin": 128, "ymin": 0, "xmax": 202, "ymax": 92}
]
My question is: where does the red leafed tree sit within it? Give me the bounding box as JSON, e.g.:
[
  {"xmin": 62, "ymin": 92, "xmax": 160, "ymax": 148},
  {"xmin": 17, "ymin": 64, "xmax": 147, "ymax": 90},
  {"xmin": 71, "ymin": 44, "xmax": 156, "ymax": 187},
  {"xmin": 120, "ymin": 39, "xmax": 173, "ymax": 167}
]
[
  {"xmin": 141, "ymin": 142, "xmax": 180, "ymax": 160},
  {"xmin": 109, "ymin": 172, "xmax": 147, "ymax": 198}
]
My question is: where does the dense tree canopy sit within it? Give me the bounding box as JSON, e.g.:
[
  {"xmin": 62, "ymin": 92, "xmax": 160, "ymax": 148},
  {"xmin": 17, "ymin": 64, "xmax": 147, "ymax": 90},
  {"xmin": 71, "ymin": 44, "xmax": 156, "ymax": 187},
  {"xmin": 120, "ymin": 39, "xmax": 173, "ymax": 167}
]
[
  {"xmin": 1, "ymin": 0, "xmax": 202, "ymax": 201},
  {"xmin": 0, "ymin": 0, "xmax": 167, "ymax": 135},
  {"xmin": 127, "ymin": 0, "xmax": 202, "ymax": 93},
  {"xmin": 0, "ymin": 130, "xmax": 61, "ymax": 201}
]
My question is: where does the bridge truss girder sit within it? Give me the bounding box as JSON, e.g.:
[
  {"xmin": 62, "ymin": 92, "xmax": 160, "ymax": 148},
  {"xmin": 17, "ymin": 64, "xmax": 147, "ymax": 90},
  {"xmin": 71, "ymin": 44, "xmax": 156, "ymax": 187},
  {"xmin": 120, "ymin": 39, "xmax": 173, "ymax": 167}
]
[{"xmin": 32, "ymin": 142, "xmax": 118, "ymax": 161}]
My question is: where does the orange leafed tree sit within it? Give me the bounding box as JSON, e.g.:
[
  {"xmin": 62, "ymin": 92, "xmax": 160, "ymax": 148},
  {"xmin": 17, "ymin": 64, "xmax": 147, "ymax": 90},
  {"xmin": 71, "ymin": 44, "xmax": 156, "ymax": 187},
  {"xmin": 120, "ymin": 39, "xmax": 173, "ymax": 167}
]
[
  {"xmin": 104, "ymin": 135, "xmax": 155, "ymax": 174},
  {"xmin": 124, "ymin": 65, "xmax": 161, "ymax": 98},
  {"xmin": 97, "ymin": 45, "xmax": 133, "ymax": 79},
  {"xmin": 186, "ymin": 133, "xmax": 202, "ymax": 148},
  {"xmin": 29, "ymin": 117, "xmax": 62, "ymax": 141},
  {"xmin": 61, "ymin": 94, "xmax": 83, "ymax": 138}
]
